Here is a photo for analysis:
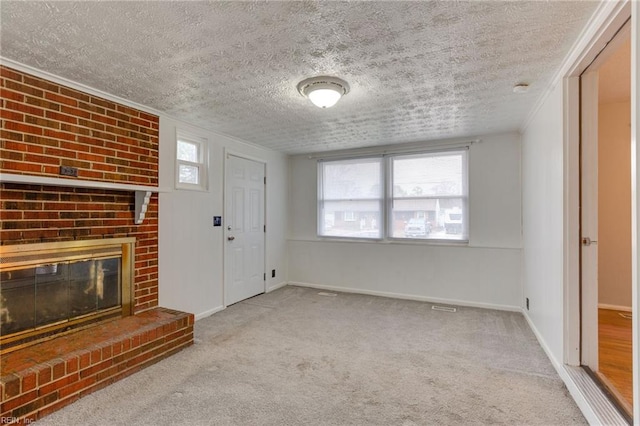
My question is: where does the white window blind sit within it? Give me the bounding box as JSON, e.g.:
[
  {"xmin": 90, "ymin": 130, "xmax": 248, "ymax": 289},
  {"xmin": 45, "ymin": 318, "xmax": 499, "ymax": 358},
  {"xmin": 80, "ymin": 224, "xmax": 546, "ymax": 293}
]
[
  {"xmin": 390, "ymin": 150, "xmax": 468, "ymax": 241},
  {"xmin": 318, "ymin": 158, "xmax": 383, "ymax": 239}
]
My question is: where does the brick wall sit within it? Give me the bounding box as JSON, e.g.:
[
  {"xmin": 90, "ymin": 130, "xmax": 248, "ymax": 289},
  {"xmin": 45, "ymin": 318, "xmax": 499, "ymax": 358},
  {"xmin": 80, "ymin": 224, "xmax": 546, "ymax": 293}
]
[
  {"xmin": 0, "ymin": 66, "xmax": 160, "ymax": 313},
  {"xmin": 0, "ymin": 66, "xmax": 158, "ymax": 185}
]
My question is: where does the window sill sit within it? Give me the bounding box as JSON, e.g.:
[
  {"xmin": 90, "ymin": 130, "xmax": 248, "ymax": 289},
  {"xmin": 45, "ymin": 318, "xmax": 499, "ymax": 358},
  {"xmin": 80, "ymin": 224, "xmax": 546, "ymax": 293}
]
[
  {"xmin": 313, "ymin": 236, "xmax": 469, "ymax": 247},
  {"xmin": 291, "ymin": 238, "xmax": 521, "ymax": 250},
  {"xmin": 174, "ymin": 185, "xmax": 209, "ymax": 193},
  {"xmin": 175, "ymin": 177, "xmax": 209, "ymax": 192}
]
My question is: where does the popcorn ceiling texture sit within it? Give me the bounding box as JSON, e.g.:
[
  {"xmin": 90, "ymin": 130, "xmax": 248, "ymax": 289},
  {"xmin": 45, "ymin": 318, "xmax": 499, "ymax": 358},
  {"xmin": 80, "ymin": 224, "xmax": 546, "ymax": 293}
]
[{"xmin": 1, "ymin": 1, "xmax": 598, "ymax": 154}]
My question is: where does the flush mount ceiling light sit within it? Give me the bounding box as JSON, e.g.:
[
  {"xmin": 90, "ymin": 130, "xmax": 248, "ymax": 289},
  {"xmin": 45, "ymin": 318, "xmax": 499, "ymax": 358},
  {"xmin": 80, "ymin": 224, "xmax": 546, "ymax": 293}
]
[{"xmin": 297, "ymin": 76, "xmax": 350, "ymax": 108}]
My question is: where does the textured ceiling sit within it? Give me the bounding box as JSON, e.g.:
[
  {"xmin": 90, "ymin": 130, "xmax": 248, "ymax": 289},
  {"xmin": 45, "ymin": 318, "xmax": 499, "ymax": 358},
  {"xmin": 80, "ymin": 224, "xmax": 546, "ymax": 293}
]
[{"xmin": 1, "ymin": 1, "xmax": 599, "ymax": 154}]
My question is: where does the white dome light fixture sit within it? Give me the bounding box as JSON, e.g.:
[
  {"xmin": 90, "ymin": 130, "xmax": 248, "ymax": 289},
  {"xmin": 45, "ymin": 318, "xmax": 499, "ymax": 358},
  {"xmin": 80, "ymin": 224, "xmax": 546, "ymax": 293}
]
[{"xmin": 297, "ymin": 76, "xmax": 350, "ymax": 108}]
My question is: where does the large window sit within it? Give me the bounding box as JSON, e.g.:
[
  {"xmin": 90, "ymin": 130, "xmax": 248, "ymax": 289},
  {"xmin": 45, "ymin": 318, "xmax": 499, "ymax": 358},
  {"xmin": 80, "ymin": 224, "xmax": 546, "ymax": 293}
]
[
  {"xmin": 176, "ymin": 131, "xmax": 208, "ymax": 190},
  {"xmin": 390, "ymin": 151, "xmax": 467, "ymax": 240},
  {"xmin": 318, "ymin": 158, "xmax": 383, "ymax": 239},
  {"xmin": 318, "ymin": 149, "xmax": 468, "ymax": 241}
]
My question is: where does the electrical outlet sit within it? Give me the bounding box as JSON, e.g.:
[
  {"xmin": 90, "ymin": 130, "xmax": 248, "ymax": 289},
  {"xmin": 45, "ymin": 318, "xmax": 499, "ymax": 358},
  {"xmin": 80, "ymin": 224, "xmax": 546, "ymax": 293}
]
[
  {"xmin": 526, "ymin": 298, "xmax": 529, "ymax": 310},
  {"xmin": 271, "ymin": 269, "xmax": 276, "ymax": 278}
]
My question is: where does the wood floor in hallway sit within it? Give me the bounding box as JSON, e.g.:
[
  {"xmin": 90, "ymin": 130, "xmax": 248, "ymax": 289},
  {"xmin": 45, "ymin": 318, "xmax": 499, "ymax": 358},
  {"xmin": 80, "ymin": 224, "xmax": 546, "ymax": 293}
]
[{"xmin": 598, "ymin": 308, "xmax": 633, "ymax": 417}]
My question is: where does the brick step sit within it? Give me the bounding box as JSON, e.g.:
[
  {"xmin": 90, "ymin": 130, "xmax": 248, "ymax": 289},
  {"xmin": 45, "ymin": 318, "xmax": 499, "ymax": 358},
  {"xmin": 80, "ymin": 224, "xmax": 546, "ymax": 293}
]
[{"xmin": 0, "ymin": 308, "xmax": 194, "ymax": 424}]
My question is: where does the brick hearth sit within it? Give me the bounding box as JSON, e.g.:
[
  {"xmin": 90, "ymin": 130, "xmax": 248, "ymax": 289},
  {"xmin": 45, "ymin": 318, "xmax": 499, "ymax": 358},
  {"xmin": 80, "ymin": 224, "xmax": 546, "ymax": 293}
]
[{"xmin": 0, "ymin": 308, "xmax": 194, "ymax": 424}]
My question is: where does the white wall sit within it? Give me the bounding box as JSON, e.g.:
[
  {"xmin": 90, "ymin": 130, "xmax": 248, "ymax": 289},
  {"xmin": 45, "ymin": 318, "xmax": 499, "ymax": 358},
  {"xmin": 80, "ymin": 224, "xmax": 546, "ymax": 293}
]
[
  {"xmin": 158, "ymin": 116, "xmax": 288, "ymax": 319},
  {"xmin": 521, "ymin": 83, "xmax": 565, "ymax": 363},
  {"xmin": 519, "ymin": 5, "xmax": 640, "ymax": 421},
  {"xmin": 288, "ymin": 132, "xmax": 522, "ymax": 310}
]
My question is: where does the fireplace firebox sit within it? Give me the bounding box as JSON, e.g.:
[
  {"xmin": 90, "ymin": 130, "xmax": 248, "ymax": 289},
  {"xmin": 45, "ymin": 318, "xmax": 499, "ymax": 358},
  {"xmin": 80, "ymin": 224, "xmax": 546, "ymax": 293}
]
[{"xmin": 0, "ymin": 238, "xmax": 135, "ymax": 353}]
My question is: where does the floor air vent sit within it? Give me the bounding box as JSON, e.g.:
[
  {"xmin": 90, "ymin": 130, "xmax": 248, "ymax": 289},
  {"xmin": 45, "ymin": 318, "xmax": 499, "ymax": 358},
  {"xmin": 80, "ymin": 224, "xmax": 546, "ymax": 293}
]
[
  {"xmin": 432, "ymin": 305, "xmax": 457, "ymax": 313},
  {"xmin": 317, "ymin": 292, "xmax": 338, "ymax": 297}
]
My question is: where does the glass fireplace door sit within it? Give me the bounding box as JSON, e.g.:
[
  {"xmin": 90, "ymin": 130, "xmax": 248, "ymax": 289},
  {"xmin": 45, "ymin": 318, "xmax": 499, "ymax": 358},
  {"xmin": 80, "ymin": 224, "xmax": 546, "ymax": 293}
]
[{"xmin": 1, "ymin": 257, "xmax": 121, "ymax": 338}]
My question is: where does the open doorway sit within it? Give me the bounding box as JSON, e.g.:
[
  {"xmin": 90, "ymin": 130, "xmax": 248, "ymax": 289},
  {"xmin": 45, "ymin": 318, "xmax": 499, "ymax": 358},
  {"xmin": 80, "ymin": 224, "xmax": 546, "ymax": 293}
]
[{"xmin": 580, "ymin": 22, "xmax": 632, "ymax": 418}]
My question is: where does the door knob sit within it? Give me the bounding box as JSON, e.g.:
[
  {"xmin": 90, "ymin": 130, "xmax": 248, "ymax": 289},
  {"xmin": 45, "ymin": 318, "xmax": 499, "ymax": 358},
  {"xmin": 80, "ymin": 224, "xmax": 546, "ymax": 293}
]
[{"xmin": 228, "ymin": 236, "xmax": 235, "ymax": 241}]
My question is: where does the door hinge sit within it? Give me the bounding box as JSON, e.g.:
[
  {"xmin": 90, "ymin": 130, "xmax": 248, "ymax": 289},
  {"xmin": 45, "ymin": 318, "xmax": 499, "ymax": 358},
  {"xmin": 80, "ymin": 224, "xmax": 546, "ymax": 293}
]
[
  {"xmin": 264, "ymin": 273, "xmax": 266, "ymax": 281},
  {"xmin": 264, "ymin": 176, "xmax": 266, "ymax": 185},
  {"xmin": 264, "ymin": 225, "xmax": 266, "ymax": 232}
]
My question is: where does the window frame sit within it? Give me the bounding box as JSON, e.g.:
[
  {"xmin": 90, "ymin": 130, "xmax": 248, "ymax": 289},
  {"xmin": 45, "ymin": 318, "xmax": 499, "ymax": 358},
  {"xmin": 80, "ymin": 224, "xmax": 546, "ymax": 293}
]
[
  {"xmin": 317, "ymin": 147, "xmax": 469, "ymax": 243},
  {"xmin": 317, "ymin": 156, "xmax": 384, "ymax": 240},
  {"xmin": 175, "ymin": 131, "xmax": 208, "ymax": 191},
  {"xmin": 386, "ymin": 149, "xmax": 469, "ymax": 243}
]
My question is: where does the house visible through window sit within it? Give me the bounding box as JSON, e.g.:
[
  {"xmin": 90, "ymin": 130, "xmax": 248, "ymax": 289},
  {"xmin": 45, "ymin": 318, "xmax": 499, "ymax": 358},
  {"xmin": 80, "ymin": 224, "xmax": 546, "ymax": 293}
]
[
  {"xmin": 317, "ymin": 149, "xmax": 468, "ymax": 241},
  {"xmin": 391, "ymin": 151, "xmax": 467, "ymax": 240},
  {"xmin": 318, "ymin": 158, "xmax": 383, "ymax": 239},
  {"xmin": 176, "ymin": 132, "xmax": 208, "ymax": 190},
  {"xmin": 343, "ymin": 211, "xmax": 356, "ymax": 222}
]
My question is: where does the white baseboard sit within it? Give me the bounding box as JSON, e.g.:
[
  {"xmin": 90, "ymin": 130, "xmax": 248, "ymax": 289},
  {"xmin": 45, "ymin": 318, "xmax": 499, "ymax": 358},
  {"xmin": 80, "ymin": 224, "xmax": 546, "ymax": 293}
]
[
  {"xmin": 288, "ymin": 281, "xmax": 520, "ymax": 312},
  {"xmin": 522, "ymin": 311, "xmax": 598, "ymax": 424},
  {"xmin": 522, "ymin": 311, "xmax": 627, "ymax": 425},
  {"xmin": 597, "ymin": 303, "xmax": 632, "ymax": 312},
  {"xmin": 194, "ymin": 305, "xmax": 225, "ymax": 321},
  {"xmin": 266, "ymin": 281, "xmax": 288, "ymax": 293}
]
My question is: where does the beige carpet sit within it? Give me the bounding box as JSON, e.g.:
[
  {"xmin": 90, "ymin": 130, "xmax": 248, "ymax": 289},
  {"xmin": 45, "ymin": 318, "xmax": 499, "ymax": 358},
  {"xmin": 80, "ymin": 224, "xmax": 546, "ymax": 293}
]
[{"xmin": 36, "ymin": 286, "xmax": 586, "ymax": 425}]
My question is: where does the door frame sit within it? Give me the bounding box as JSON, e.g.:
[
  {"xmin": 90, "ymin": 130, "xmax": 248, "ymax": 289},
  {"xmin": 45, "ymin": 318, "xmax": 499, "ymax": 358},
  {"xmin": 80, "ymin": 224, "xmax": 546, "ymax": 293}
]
[
  {"xmin": 562, "ymin": 0, "xmax": 637, "ymax": 419},
  {"xmin": 222, "ymin": 149, "xmax": 267, "ymax": 307},
  {"xmin": 579, "ymin": 18, "xmax": 632, "ymax": 377},
  {"xmin": 564, "ymin": 0, "xmax": 630, "ymax": 366},
  {"xmin": 632, "ymin": 4, "xmax": 640, "ymax": 419}
]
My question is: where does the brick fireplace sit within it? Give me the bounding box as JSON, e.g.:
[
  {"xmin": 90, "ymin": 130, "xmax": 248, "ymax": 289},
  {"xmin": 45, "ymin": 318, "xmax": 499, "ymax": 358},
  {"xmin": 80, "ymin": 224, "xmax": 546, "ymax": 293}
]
[
  {"xmin": 1, "ymin": 238, "xmax": 136, "ymax": 352},
  {"xmin": 0, "ymin": 66, "xmax": 193, "ymax": 423}
]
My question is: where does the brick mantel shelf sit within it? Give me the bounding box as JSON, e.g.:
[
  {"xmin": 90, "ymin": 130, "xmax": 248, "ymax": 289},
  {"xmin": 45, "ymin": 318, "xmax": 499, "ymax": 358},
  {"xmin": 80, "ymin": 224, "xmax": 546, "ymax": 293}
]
[{"xmin": 0, "ymin": 173, "xmax": 165, "ymax": 224}]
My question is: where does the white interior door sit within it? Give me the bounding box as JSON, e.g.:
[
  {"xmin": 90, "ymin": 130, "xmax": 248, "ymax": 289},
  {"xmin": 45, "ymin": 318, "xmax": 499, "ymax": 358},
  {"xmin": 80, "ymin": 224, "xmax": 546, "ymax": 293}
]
[
  {"xmin": 224, "ymin": 154, "xmax": 265, "ymax": 306},
  {"xmin": 580, "ymin": 70, "xmax": 600, "ymax": 371}
]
